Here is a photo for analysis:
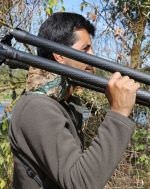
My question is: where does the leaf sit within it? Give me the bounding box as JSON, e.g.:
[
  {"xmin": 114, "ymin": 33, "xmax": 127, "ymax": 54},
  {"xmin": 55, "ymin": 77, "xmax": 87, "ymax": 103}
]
[
  {"xmin": 89, "ymin": 13, "xmax": 97, "ymax": 21},
  {"xmin": 49, "ymin": 0, "xmax": 58, "ymax": 8},
  {"xmin": 139, "ymin": 154, "xmax": 148, "ymax": 162},
  {"xmin": 0, "ymin": 157, "xmax": 4, "ymax": 165},
  {"xmin": 0, "ymin": 180, "xmax": 6, "ymax": 188},
  {"xmin": 61, "ymin": 5, "xmax": 65, "ymax": 12},
  {"xmin": 135, "ymin": 144, "xmax": 145, "ymax": 151},
  {"xmin": 80, "ymin": 2, "xmax": 88, "ymax": 11},
  {"xmin": 114, "ymin": 28, "xmax": 123, "ymax": 37},
  {"xmin": 46, "ymin": 7, "xmax": 53, "ymax": 15},
  {"xmin": 60, "ymin": 0, "xmax": 64, "ymax": 4}
]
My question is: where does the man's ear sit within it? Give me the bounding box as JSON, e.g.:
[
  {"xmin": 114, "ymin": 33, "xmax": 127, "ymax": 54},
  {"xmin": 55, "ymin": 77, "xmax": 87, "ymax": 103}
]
[{"xmin": 52, "ymin": 53, "xmax": 65, "ymax": 64}]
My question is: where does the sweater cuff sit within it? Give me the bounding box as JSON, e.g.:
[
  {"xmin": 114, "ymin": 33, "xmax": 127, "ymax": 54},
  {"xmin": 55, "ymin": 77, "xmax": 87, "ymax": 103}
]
[{"xmin": 106, "ymin": 110, "xmax": 136, "ymax": 130}]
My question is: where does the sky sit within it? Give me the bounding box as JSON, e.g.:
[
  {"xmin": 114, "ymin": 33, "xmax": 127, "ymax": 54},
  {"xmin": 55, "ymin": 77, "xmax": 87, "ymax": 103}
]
[
  {"xmin": 31, "ymin": 0, "xmax": 83, "ymax": 33},
  {"xmin": 62, "ymin": 0, "xmax": 150, "ymax": 65},
  {"xmin": 63, "ymin": 0, "xmax": 83, "ymax": 13},
  {"xmin": 15, "ymin": 0, "xmax": 150, "ymax": 64}
]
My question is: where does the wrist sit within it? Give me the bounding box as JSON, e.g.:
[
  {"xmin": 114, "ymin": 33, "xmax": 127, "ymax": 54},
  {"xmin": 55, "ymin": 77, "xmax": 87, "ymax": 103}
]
[{"xmin": 111, "ymin": 107, "xmax": 131, "ymax": 117}]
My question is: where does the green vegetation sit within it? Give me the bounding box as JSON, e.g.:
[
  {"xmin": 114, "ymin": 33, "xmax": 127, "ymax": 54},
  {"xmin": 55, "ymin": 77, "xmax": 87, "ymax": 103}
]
[
  {"xmin": 0, "ymin": 0, "xmax": 150, "ymax": 188},
  {"xmin": 0, "ymin": 114, "xmax": 13, "ymax": 189}
]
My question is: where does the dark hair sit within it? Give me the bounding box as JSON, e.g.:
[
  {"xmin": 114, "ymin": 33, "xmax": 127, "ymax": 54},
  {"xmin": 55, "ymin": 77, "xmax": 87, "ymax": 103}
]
[{"xmin": 37, "ymin": 12, "xmax": 95, "ymax": 60}]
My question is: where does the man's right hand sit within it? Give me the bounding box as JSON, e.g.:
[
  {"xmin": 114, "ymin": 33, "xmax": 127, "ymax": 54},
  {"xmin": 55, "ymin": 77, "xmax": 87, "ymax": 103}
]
[{"xmin": 106, "ymin": 72, "xmax": 140, "ymax": 117}]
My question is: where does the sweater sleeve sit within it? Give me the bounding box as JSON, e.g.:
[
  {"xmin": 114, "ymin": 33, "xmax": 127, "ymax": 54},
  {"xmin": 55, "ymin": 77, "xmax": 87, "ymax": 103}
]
[{"xmin": 18, "ymin": 95, "xmax": 135, "ymax": 189}]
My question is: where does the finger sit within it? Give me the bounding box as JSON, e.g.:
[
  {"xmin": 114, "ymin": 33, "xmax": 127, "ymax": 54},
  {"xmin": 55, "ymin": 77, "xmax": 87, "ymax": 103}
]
[
  {"xmin": 118, "ymin": 76, "xmax": 130, "ymax": 85},
  {"xmin": 121, "ymin": 76, "xmax": 130, "ymax": 82},
  {"xmin": 127, "ymin": 82, "xmax": 140, "ymax": 92},
  {"xmin": 133, "ymin": 82, "xmax": 140, "ymax": 91},
  {"xmin": 123, "ymin": 78, "xmax": 135, "ymax": 85},
  {"xmin": 109, "ymin": 72, "xmax": 122, "ymax": 80},
  {"xmin": 119, "ymin": 76, "xmax": 136, "ymax": 86},
  {"xmin": 108, "ymin": 72, "xmax": 122, "ymax": 88}
]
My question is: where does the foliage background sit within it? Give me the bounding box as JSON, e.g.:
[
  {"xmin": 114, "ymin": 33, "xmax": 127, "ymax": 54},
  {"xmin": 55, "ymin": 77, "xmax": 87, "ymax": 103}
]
[{"xmin": 0, "ymin": 0, "xmax": 150, "ymax": 188}]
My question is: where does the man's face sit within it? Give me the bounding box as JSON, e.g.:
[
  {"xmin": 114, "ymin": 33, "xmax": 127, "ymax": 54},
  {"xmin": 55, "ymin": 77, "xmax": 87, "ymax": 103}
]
[{"xmin": 62, "ymin": 29, "xmax": 95, "ymax": 74}]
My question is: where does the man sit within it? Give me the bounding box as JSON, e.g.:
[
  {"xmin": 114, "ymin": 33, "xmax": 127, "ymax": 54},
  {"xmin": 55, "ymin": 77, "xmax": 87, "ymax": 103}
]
[{"xmin": 9, "ymin": 12, "xmax": 140, "ymax": 189}]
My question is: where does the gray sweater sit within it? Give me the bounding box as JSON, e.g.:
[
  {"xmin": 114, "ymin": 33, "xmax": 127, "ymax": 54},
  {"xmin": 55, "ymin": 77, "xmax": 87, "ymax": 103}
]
[{"xmin": 9, "ymin": 93, "xmax": 135, "ymax": 189}]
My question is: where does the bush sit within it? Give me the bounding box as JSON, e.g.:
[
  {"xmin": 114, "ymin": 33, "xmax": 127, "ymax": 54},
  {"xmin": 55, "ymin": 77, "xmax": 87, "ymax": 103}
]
[{"xmin": 0, "ymin": 106, "xmax": 13, "ymax": 189}]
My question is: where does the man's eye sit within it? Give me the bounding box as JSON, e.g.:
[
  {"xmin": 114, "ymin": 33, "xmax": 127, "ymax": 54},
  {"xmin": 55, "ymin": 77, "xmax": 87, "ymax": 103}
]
[{"xmin": 83, "ymin": 45, "xmax": 90, "ymax": 52}]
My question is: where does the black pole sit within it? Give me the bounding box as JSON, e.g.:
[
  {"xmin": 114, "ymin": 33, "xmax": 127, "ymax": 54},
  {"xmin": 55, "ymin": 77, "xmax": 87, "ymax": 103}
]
[
  {"xmin": 10, "ymin": 29, "xmax": 150, "ymax": 85},
  {"xmin": 3, "ymin": 59, "xmax": 106, "ymax": 93},
  {"xmin": 4, "ymin": 58, "xmax": 150, "ymax": 107},
  {"xmin": 5, "ymin": 59, "xmax": 29, "ymax": 70},
  {"xmin": 0, "ymin": 43, "xmax": 150, "ymax": 107}
]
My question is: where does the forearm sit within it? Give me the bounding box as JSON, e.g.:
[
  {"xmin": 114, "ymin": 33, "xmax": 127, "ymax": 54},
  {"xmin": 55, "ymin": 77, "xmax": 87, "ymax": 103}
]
[{"xmin": 58, "ymin": 111, "xmax": 135, "ymax": 189}]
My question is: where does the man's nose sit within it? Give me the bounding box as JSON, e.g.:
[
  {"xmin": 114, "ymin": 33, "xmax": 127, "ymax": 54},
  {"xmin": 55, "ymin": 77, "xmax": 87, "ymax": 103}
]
[
  {"xmin": 88, "ymin": 47, "xmax": 94, "ymax": 56},
  {"xmin": 85, "ymin": 48, "xmax": 95, "ymax": 73}
]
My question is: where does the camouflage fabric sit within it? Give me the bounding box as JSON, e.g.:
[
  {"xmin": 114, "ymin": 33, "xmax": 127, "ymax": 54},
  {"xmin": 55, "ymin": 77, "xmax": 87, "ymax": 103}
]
[{"xmin": 26, "ymin": 66, "xmax": 69, "ymax": 101}]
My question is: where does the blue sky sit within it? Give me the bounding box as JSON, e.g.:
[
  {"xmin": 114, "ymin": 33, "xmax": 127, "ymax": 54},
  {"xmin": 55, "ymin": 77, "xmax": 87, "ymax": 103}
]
[
  {"xmin": 63, "ymin": 0, "xmax": 82, "ymax": 13},
  {"xmin": 30, "ymin": 0, "xmax": 117, "ymax": 61},
  {"xmin": 24, "ymin": 1, "xmax": 150, "ymax": 64}
]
